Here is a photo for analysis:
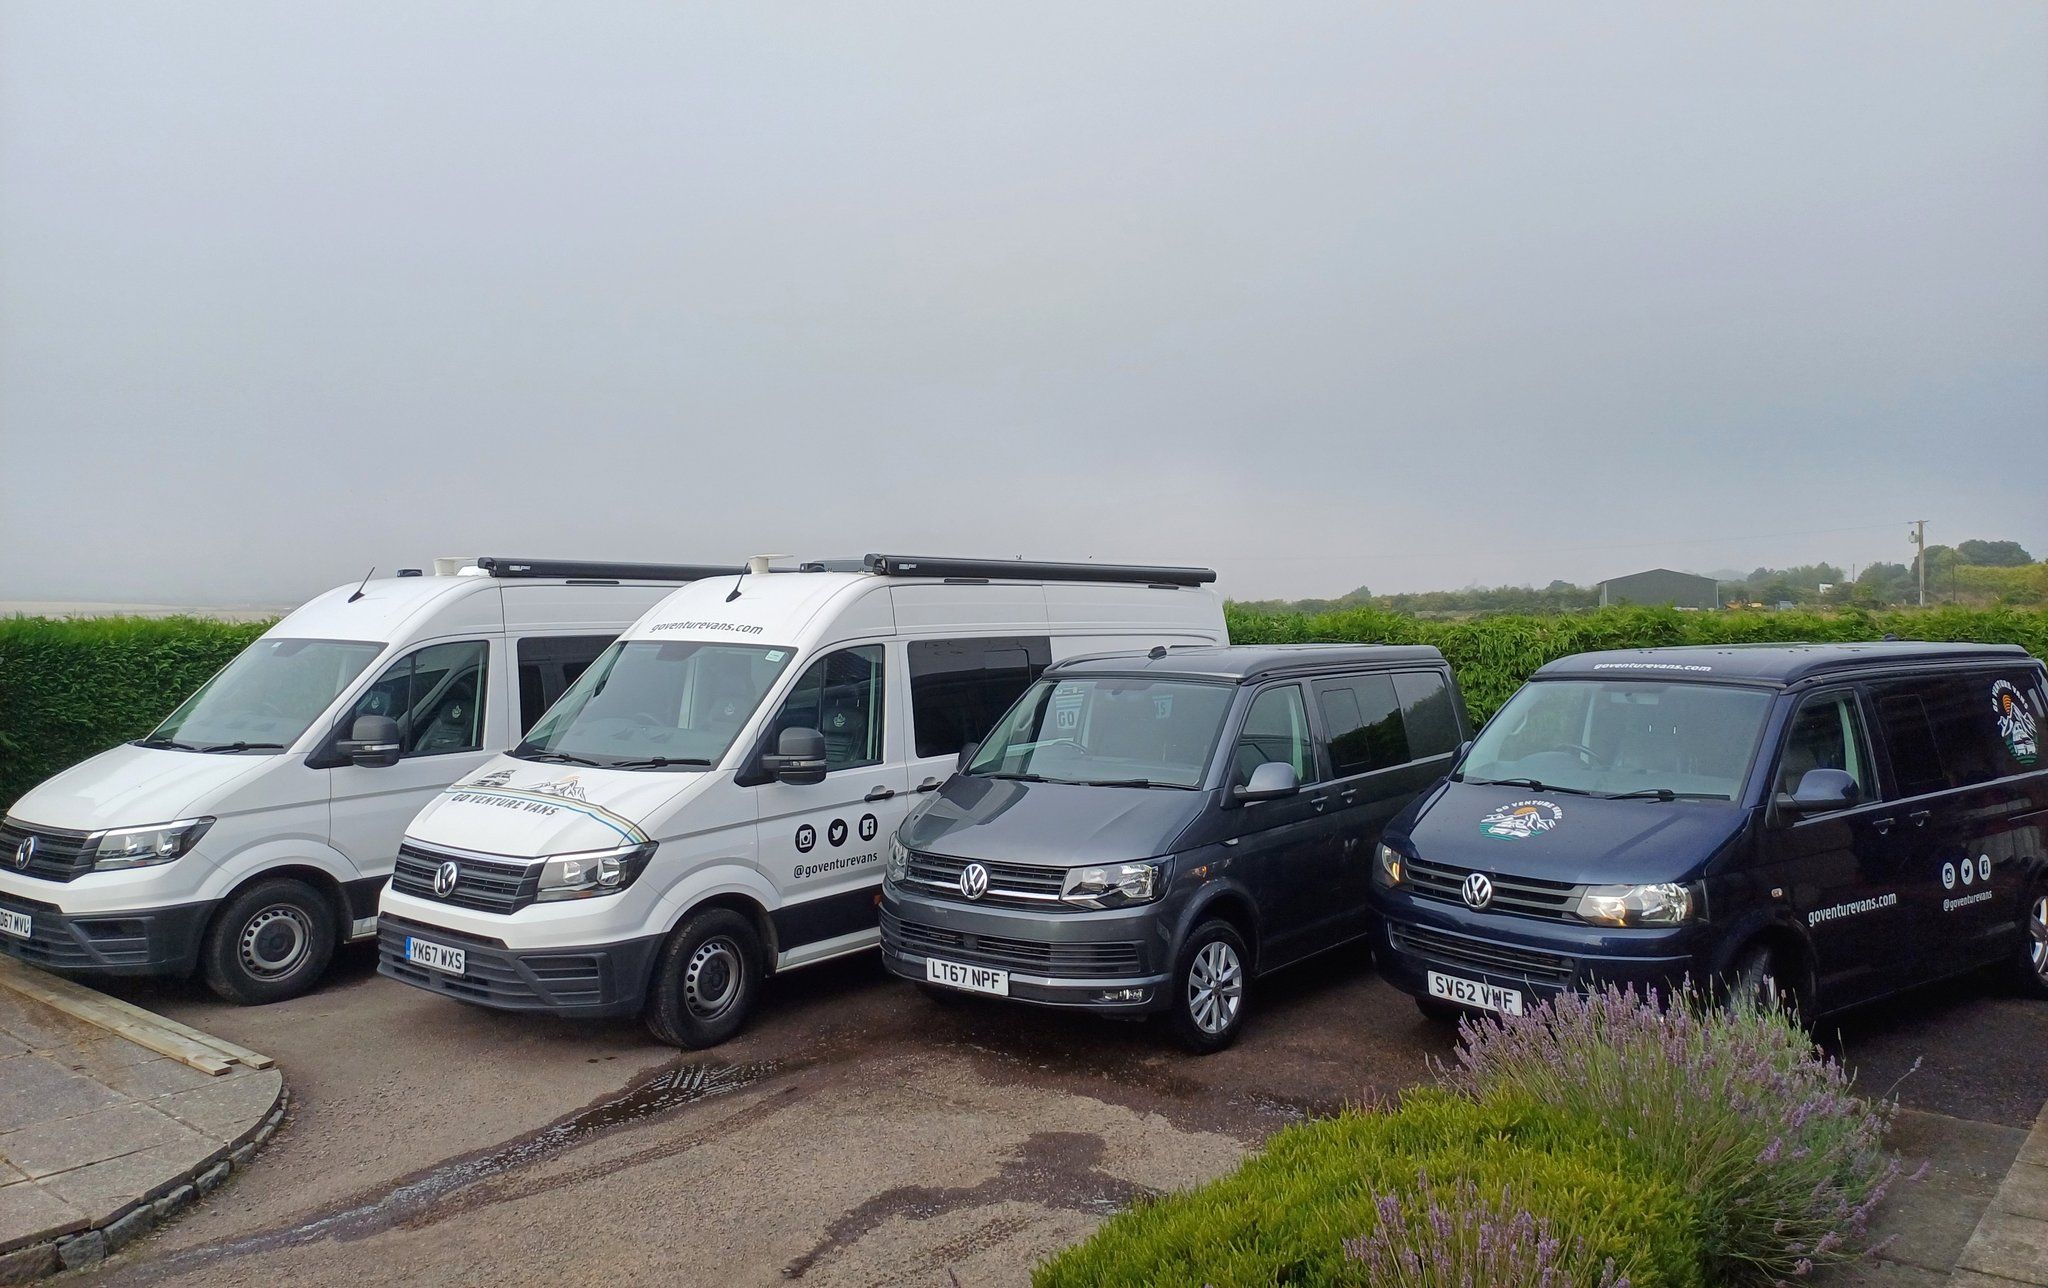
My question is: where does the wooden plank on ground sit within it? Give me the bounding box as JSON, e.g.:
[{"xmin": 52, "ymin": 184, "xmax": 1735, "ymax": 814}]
[{"xmin": 0, "ymin": 956, "xmax": 269, "ymax": 1075}]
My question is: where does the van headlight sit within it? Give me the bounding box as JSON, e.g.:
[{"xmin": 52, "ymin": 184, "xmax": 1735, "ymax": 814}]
[
  {"xmin": 1373, "ymin": 842, "xmax": 1407, "ymax": 888},
  {"xmin": 885, "ymin": 836, "xmax": 910, "ymax": 884},
  {"xmin": 1575, "ymin": 882, "xmax": 1694, "ymax": 927},
  {"xmin": 1060, "ymin": 859, "xmax": 1170, "ymax": 909},
  {"xmin": 90, "ymin": 818, "xmax": 215, "ymax": 871},
  {"xmin": 535, "ymin": 842, "xmax": 655, "ymax": 902}
]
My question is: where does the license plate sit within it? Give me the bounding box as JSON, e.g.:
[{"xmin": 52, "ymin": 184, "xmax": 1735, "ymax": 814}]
[
  {"xmin": 925, "ymin": 956, "xmax": 1008, "ymax": 996},
  {"xmin": 405, "ymin": 937, "xmax": 465, "ymax": 976},
  {"xmin": 0, "ymin": 910, "xmax": 28, "ymax": 940},
  {"xmin": 1428, "ymin": 970, "xmax": 1523, "ymax": 1015}
]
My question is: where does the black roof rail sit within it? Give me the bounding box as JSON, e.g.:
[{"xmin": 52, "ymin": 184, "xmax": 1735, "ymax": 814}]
[
  {"xmin": 859, "ymin": 554, "xmax": 1217, "ymax": 587},
  {"xmin": 473, "ymin": 557, "xmax": 746, "ymax": 582}
]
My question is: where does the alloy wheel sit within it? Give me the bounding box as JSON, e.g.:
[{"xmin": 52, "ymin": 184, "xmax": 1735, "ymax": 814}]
[
  {"xmin": 1187, "ymin": 940, "xmax": 1243, "ymax": 1036},
  {"xmin": 2030, "ymin": 895, "xmax": 2048, "ymax": 981}
]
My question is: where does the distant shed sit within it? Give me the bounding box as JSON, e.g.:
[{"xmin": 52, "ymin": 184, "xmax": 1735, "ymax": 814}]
[{"xmin": 1598, "ymin": 568, "xmax": 1720, "ymax": 609}]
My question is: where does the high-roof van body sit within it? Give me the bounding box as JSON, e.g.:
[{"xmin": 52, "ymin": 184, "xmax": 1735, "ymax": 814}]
[
  {"xmin": 0, "ymin": 559, "xmax": 715, "ymax": 1002},
  {"xmin": 376, "ymin": 556, "xmax": 1227, "ymax": 1047},
  {"xmin": 1371, "ymin": 642, "xmax": 2048, "ymax": 1020}
]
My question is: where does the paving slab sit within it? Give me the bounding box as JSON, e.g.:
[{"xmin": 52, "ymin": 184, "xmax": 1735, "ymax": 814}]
[
  {"xmin": 1950, "ymin": 1100, "xmax": 2048, "ymax": 1286},
  {"xmin": 0, "ymin": 983, "xmax": 283, "ymax": 1267}
]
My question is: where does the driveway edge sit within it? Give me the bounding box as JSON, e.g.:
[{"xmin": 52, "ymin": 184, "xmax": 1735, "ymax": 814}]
[{"xmin": 1949, "ymin": 1098, "xmax": 2048, "ymax": 1286}]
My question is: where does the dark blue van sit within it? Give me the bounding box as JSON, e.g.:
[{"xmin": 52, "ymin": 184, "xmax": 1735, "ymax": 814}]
[{"xmin": 1371, "ymin": 642, "xmax": 2048, "ymax": 1020}]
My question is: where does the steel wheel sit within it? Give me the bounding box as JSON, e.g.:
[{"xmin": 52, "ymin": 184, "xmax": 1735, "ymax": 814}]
[
  {"xmin": 684, "ymin": 935, "xmax": 744, "ymax": 1020},
  {"xmin": 1187, "ymin": 940, "xmax": 1243, "ymax": 1036},
  {"xmin": 238, "ymin": 904, "xmax": 313, "ymax": 980}
]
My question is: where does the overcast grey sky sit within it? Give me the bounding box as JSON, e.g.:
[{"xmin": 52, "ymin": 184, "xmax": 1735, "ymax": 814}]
[{"xmin": 2, "ymin": 2, "xmax": 2043, "ymax": 606}]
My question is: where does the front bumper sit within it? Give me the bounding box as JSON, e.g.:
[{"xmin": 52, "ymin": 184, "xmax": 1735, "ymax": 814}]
[
  {"xmin": 1370, "ymin": 887, "xmax": 1706, "ymax": 1011},
  {"xmin": 0, "ymin": 887, "xmax": 214, "ymax": 976},
  {"xmin": 879, "ymin": 885, "xmax": 1173, "ymax": 1014},
  {"xmin": 376, "ymin": 914, "xmax": 663, "ymax": 1018}
]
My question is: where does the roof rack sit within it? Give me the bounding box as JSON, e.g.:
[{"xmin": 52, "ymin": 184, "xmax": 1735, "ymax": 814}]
[
  {"xmin": 472, "ymin": 557, "xmax": 746, "ymax": 582},
  {"xmin": 858, "ymin": 554, "xmax": 1216, "ymax": 587}
]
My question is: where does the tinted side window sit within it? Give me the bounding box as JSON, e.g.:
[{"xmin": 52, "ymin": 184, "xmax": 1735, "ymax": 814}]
[
  {"xmin": 517, "ymin": 635, "xmax": 615, "ymax": 734},
  {"xmin": 1874, "ymin": 683, "xmax": 1950, "ymax": 795},
  {"xmin": 1235, "ymin": 684, "xmax": 1312, "ymax": 785},
  {"xmin": 774, "ymin": 645, "xmax": 885, "ymax": 771},
  {"xmin": 1776, "ymin": 691, "xmax": 1872, "ymax": 804},
  {"xmin": 1989, "ymin": 670, "xmax": 2045, "ymax": 776},
  {"xmin": 1393, "ymin": 670, "xmax": 1460, "ymax": 758},
  {"xmin": 908, "ymin": 636, "xmax": 1052, "ymax": 759},
  {"xmin": 1316, "ymin": 674, "xmax": 1409, "ymax": 777},
  {"xmin": 343, "ymin": 639, "xmax": 489, "ymax": 757}
]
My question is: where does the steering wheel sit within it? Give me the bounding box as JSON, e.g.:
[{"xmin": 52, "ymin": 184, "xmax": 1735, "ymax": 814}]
[{"xmin": 1560, "ymin": 742, "xmax": 1609, "ymax": 768}]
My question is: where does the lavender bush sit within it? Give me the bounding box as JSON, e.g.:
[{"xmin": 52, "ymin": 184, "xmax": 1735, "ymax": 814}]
[
  {"xmin": 1446, "ymin": 985, "xmax": 1904, "ymax": 1285},
  {"xmin": 1344, "ymin": 1173, "xmax": 1631, "ymax": 1288}
]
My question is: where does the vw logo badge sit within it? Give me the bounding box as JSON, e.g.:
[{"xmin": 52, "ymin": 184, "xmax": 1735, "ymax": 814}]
[
  {"xmin": 11, "ymin": 835, "xmax": 32, "ymax": 872},
  {"xmin": 959, "ymin": 862, "xmax": 990, "ymax": 901},
  {"xmin": 434, "ymin": 860, "xmax": 460, "ymax": 898},
  {"xmin": 1461, "ymin": 871, "xmax": 1494, "ymax": 910}
]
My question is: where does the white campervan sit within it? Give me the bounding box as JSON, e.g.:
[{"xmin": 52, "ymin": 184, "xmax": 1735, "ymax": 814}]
[
  {"xmin": 378, "ymin": 554, "xmax": 1227, "ymax": 1048},
  {"xmin": 0, "ymin": 557, "xmax": 738, "ymax": 1004}
]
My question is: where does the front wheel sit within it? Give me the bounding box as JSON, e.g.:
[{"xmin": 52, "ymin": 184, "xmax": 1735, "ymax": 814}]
[
  {"xmin": 1726, "ymin": 941, "xmax": 1804, "ymax": 1022},
  {"xmin": 644, "ymin": 908, "xmax": 763, "ymax": 1049},
  {"xmin": 200, "ymin": 878, "xmax": 338, "ymax": 1005},
  {"xmin": 1167, "ymin": 921, "xmax": 1250, "ymax": 1054},
  {"xmin": 2007, "ymin": 890, "xmax": 2048, "ymax": 998}
]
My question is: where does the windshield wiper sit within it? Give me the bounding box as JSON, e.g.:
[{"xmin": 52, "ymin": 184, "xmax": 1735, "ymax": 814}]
[
  {"xmin": 608, "ymin": 756, "xmax": 712, "ymax": 770},
  {"xmin": 1601, "ymin": 787, "xmax": 1727, "ymax": 801},
  {"xmin": 197, "ymin": 742, "xmax": 287, "ymax": 753},
  {"xmin": 981, "ymin": 771, "xmax": 1050, "ymax": 783},
  {"xmin": 519, "ymin": 749, "xmax": 603, "ymax": 767},
  {"xmin": 1076, "ymin": 777, "xmax": 1186, "ymax": 789},
  {"xmin": 1465, "ymin": 777, "xmax": 1598, "ymax": 797},
  {"xmin": 138, "ymin": 736, "xmax": 200, "ymax": 751}
]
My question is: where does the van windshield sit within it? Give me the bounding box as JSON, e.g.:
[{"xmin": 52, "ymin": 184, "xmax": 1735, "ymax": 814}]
[
  {"xmin": 514, "ymin": 640, "xmax": 795, "ymax": 769},
  {"xmin": 1460, "ymin": 679, "xmax": 1773, "ymax": 800},
  {"xmin": 143, "ymin": 638, "xmax": 385, "ymax": 752},
  {"xmin": 966, "ymin": 676, "xmax": 1233, "ymax": 789}
]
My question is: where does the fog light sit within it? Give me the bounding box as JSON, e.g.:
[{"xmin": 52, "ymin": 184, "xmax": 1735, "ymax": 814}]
[{"xmin": 1097, "ymin": 987, "xmax": 1149, "ymax": 1003}]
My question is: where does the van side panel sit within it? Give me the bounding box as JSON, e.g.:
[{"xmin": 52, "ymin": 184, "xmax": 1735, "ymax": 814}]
[{"xmin": 1042, "ymin": 583, "xmax": 1226, "ymax": 640}]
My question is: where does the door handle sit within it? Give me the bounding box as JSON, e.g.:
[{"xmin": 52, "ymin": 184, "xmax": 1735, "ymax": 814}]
[
  {"xmin": 1871, "ymin": 817, "xmax": 1895, "ymax": 835},
  {"xmin": 1311, "ymin": 795, "xmax": 1329, "ymax": 813},
  {"xmin": 1907, "ymin": 809, "xmax": 1931, "ymax": 828},
  {"xmin": 915, "ymin": 778, "xmax": 943, "ymax": 793},
  {"xmin": 1338, "ymin": 788, "xmax": 1358, "ymax": 803},
  {"xmin": 865, "ymin": 786, "xmax": 896, "ymax": 802}
]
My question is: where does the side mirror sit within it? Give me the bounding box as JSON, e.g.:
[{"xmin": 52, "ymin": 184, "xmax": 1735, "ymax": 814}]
[
  {"xmin": 762, "ymin": 727, "xmax": 828, "ymax": 786},
  {"xmin": 1783, "ymin": 767, "xmax": 1859, "ymax": 815},
  {"xmin": 1232, "ymin": 761, "xmax": 1300, "ymax": 804},
  {"xmin": 956, "ymin": 740, "xmax": 980, "ymax": 773},
  {"xmin": 337, "ymin": 714, "xmax": 402, "ymax": 768},
  {"xmin": 1451, "ymin": 739, "xmax": 1475, "ymax": 771}
]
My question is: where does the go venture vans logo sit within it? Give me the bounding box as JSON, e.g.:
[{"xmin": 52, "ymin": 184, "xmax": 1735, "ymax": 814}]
[
  {"xmin": 1479, "ymin": 800, "xmax": 1563, "ymax": 841},
  {"xmin": 1992, "ymin": 679, "xmax": 2039, "ymax": 766}
]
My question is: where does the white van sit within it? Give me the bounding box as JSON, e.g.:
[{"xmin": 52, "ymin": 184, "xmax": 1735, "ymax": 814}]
[
  {"xmin": 0, "ymin": 557, "xmax": 737, "ymax": 1004},
  {"xmin": 378, "ymin": 554, "xmax": 1227, "ymax": 1048}
]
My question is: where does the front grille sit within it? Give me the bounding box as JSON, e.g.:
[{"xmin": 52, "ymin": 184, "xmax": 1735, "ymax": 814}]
[
  {"xmin": 391, "ymin": 844, "xmax": 540, "ymax": 914},
  {"xmin": 881, "ymin": 909, "xmax": 1143, "ymax": 978},
  {"xmin": 0, "ymin": 890, "xmax": 99, "ymax": 969},
  {"xmin": 1390, "ymin": 923, "xmax": 1575, "ymax": 989},
  {"xmin": 376, "ymin": 917, "xmax": 604, "ymax": 1008},
  {"xmin": 1406, "ymin": 857, "xmax": 1580, "ymax": 922},
  {"xmin": 0, "ymin": 820, "xmax": 96, "ymax": 883},
  {"xmin": 900, "ymin": 851, "xmax": 1077, "ymax": 913}
]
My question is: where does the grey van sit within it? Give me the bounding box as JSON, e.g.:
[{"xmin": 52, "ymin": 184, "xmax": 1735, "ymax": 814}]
[{"xmin": 879, "ymin": 645, "xmax": 1471, "ymax": 1051}]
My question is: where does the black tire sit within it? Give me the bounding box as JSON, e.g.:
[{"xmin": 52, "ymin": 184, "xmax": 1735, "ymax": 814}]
[
  {"xmin": 2007, "ymin": 888, "xmax": 2048, "ymax": 999},
  {"xmin": 200, "ymin": 878, "xmax": 338, "ymax": 1005},
  {"xmin": 1727, "ymin": 941, "xmax": 1804, "ymax": 1022},
  {"xmin": 644, "ymin": 908, "xmax": 763, "ymax": 1049},
  {"xmin": 1416, "ymin": 995, "xmax": 1466, "ymax": 1023},
  {"xmin": 1167, "ymin": 920, "xmax": 1251, "ymax": 1054}
]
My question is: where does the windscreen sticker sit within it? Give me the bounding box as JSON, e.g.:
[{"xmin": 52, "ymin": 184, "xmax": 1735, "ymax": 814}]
[
  {"xmin": 437, "ymin": 780, "xmax": 648, "ymax": 844},
  {"xmin": 1480, "ymin": 800, "xmax": 1563, "ymax": 840},
  {"xmin": 1993, "ymin": 680, "xmax": 2039, "ymax": 765},
  {"xmin": 1591, "ymin": 662, "xmax": 1712, "ymax": 673},
  {"xmin": 1052, "ymin": 685, "xmax": 1085, "ymax": 731},
  {"xmin": 649, "ymin": 620, "xmax": 765, "ymax": 635},
  {"xmin": 1807, "ymin": 892, "xmax": 1897, "ymax": 927}
]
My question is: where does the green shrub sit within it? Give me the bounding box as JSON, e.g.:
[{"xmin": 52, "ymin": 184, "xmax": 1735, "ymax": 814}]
[
  {"xmin": 1032, "ymin": 1089, "xmax": 1705, "ymax": 1288},
  {"xmin": 0, "ymin": 616, "xmax": 271, "ymax": 814},
  {"xmin": 1225, "ymin": 604, "xmax": 2048, "ymax": 721},
  {"xmin": 1448, "ymin": 988, "xmax": 1899, "ymax": 1285}
]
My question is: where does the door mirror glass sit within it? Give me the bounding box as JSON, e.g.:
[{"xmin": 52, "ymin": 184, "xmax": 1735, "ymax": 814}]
[
  {"xmin": 337, "ymin": 714, "xmax": 403, "ymax": 768},
  {"xmin": 1784, "ymin": 767, "xmax": 1860, "ymax": 814},
  {"xmin": 1233, "ymin": 760, "xmax": 1299, "ymax": 804},
  {"xmin": 762, "ymin": 727, "xmax": 828, "ymax": 785}
]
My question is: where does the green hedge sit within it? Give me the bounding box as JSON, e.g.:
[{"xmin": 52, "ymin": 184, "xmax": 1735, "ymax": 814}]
[
  {"xmin": 1226, "ymin": 604, "xmax": 2048, "ymax": 722},
  {"xmin": 0, "ymin": 616, "xmax": 271, "ymax": 814}
]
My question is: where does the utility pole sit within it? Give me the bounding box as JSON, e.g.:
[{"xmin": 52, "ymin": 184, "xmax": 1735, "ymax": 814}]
[{"xmin": 1908, "ymin": 520, "xmax": 1928, "ymax": 607}]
